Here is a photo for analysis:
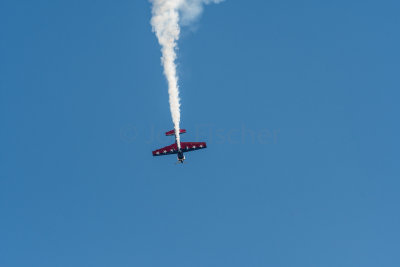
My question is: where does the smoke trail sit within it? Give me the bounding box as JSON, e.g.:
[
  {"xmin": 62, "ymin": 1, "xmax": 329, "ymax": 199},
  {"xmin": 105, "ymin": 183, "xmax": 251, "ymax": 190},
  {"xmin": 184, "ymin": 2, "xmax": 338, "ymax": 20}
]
[{"xmin": 150, "ymin": 0, "xmax": 223, "ymax": 149}]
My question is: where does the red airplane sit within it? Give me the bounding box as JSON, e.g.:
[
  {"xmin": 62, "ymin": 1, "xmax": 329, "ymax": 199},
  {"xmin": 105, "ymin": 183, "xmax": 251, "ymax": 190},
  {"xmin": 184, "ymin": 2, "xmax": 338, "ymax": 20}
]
[{"xmin": 152, "ymin": 129, "xmax": 207, "ymax": 164}]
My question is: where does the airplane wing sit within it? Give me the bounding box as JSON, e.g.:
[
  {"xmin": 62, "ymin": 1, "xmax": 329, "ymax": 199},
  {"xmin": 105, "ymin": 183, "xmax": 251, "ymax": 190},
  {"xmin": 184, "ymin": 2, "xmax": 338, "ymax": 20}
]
[
  {"xmin": 152, "ymin": 143, "xmax": 179, "ymax": 156},
  {"xmin": 180, "ymin": 142, "xmax": 207, "ymax": 152}
]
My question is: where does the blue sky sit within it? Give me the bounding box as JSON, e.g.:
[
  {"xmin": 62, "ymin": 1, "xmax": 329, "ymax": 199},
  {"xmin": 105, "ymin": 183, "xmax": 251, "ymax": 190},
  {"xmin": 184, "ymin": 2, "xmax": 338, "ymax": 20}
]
[{"xmin": 1, "ymin": 0, "xmax": 399, "ymax": 266}]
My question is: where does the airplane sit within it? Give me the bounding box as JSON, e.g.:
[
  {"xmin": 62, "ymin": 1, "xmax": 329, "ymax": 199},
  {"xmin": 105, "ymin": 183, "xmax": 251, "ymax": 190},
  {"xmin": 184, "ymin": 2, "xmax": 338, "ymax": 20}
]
[{"xmin": 152, "ymin": 129, "xmax": 207, "ymax": 164}]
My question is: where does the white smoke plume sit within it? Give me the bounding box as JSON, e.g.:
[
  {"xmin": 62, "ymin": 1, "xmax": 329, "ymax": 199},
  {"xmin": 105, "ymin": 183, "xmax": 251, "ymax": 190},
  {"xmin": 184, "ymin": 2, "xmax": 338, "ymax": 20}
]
[{"xmin": 150, "ymin": 0, "xmax": 223, "ymax": 149}]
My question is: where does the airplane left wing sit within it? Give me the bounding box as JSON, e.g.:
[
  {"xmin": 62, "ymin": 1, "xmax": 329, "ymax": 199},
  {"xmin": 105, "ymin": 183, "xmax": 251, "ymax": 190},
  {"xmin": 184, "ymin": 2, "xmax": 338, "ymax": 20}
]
[{"xmin": 152, "ymin": 143, "xmax": 179, "ymax": 156}]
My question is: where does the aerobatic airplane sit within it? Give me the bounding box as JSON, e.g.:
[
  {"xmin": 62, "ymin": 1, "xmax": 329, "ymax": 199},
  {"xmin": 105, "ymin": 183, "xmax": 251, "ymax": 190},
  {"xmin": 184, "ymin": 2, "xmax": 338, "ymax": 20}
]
[{"xmin": 152, "ymin": 129, "xmax": 207, "ymax": 164}]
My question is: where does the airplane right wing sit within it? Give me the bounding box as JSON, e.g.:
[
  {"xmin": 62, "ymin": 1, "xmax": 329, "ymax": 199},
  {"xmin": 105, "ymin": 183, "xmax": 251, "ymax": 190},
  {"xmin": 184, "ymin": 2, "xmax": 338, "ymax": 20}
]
[{"xmin": 180, "ymin": 142, "xmax": 207, "ymax": 152}]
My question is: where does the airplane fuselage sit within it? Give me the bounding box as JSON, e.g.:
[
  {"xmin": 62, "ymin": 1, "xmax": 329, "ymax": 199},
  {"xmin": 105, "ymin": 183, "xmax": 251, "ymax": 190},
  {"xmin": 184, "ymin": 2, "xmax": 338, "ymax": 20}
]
[{"xmin": 177, "ymin": 149, "xmax": 185, "ymax": 163}]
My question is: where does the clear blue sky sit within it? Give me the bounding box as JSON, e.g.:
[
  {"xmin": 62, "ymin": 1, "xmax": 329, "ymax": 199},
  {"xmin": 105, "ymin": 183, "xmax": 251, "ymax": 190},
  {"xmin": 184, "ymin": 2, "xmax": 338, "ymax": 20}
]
[{"xmin": 1, "ymin": 1, "xmax": 399, "ymax": 266}]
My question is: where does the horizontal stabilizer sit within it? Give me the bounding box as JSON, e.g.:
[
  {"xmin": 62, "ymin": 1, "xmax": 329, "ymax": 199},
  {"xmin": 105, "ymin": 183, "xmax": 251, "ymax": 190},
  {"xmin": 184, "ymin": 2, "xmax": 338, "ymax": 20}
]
[{"xmin": 165, "ymin": 129, "xmax": 186, "ymax": 136}]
